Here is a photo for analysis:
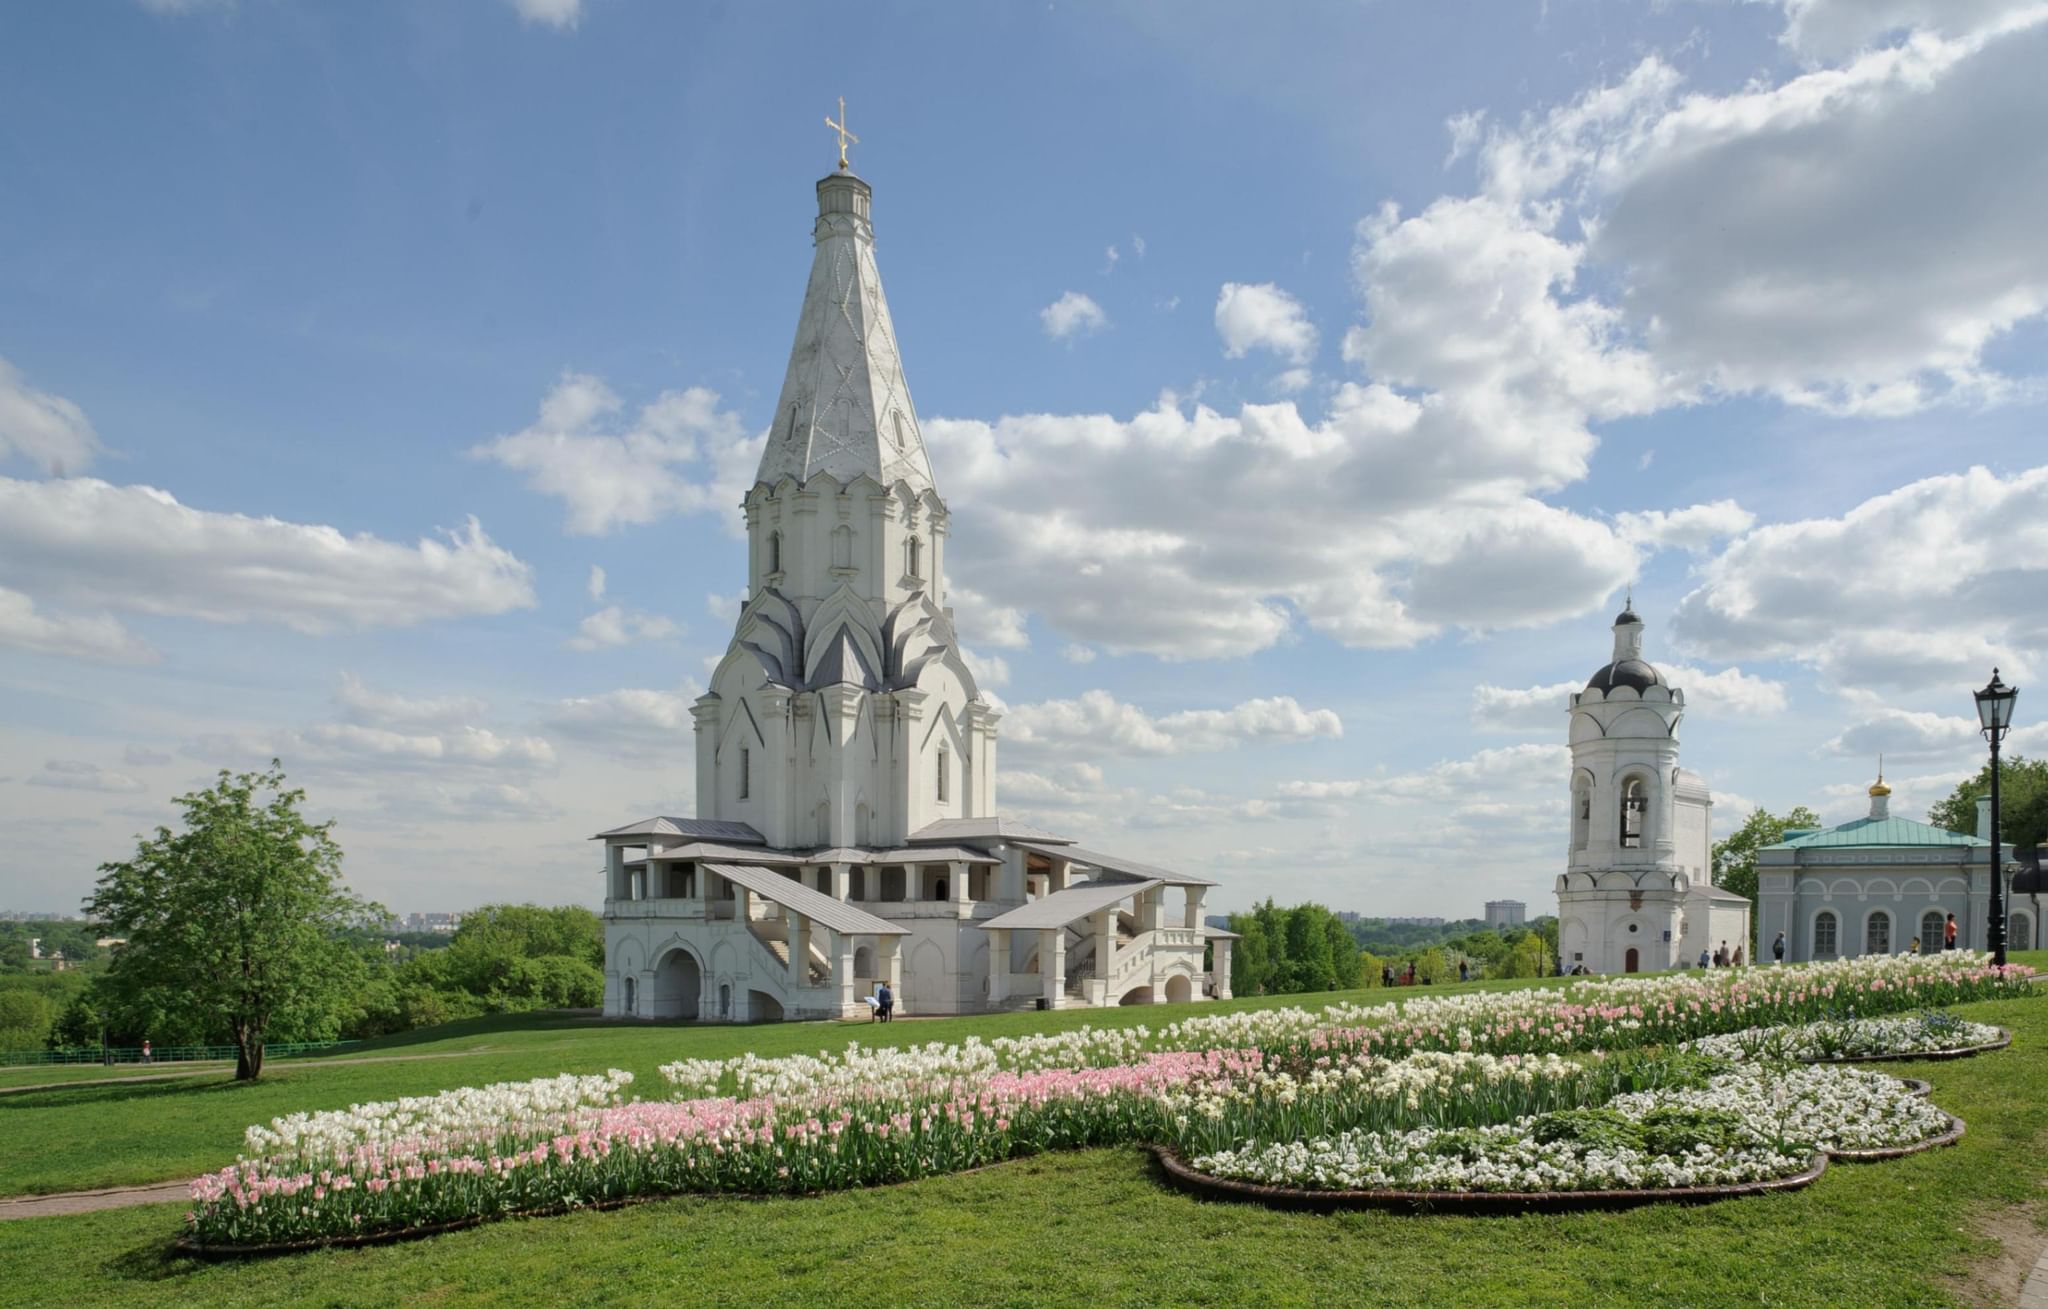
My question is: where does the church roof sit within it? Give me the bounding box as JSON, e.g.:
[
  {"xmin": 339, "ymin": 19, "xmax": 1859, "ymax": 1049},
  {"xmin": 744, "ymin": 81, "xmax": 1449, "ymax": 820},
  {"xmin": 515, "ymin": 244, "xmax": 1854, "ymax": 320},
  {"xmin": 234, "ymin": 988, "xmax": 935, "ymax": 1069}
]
[
  {"xmin": 1585, "ymin": 659, "xmax": 1666, "ymax": 693},
  {"xmin": 700, "ymin": 862, "xmax": 907, "ymax": 937},
  {"xmin": 909, "ymin": 817, "xmax": 1075, "ymax": 846},
  {"xmin": 978, "ymin": 878, "xmax": 1166, "ymax": 932},
  {"xmin": 753, "ymin": 169, "xmax": 935, "ymax": 495},
  {"xmin": 1762, "ymin": 816, "xmax": 1987, "ymax": 851},
  {"xmin": 1012, "ymin": 841, "xmax": 1218, "ymax": 887},
  {"xmin": 592, "ymin": 817, "xmax": 765, "ymax": 844}
]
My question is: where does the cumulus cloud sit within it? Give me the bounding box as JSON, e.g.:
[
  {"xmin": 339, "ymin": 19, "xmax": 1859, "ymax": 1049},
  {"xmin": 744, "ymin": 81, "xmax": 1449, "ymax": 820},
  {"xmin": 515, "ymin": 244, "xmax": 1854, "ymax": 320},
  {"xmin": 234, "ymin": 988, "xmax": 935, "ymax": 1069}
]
[
  {"xmin": 0, "ymin": 358, "xmax": 100, "ymax": 475},
  {"xmin": 1471, "ymin": 680, "xmax": 1582, "ymax": 733},
  {"xmin": 1471, "ymin": 660, "xmax": 1786, "ymax": 730},
  {"xmin": 367, "ymin": 782, "xmax": 562, "ymax": 825},
  {"xmin": 1821, "ymin": 707, "xmax": 1980, "ymax": 761},
  {"xmin": 542, "ymin": 685, "xmax": 699, "ymax": 758},
  {"xmin": 959, "ymin": 646, "xmax": 1011, "ymax": 690},
  {"xmin": 0, "ymin": 477, "xmax": 534, "ymax": 633},
  {"xmin": 471, "ymin": 373, "xmax": 760, "ymax": 535},
  {"xmin": 1673, "ymin": 465, "xmax": 2047, "ymax": 691},
  {"xmin": 505, "ymin": 0, "xmax": 581, "ymax": 28},
  {"xmin": 1615, "ymin": 500, "xmax": 1756, "ymax": 553},
  {"xmin": 0, "ymin": 587, "xmax": 159, "ymax": 665},
  {"xmin": 587, "ymin": 565, "xmax": 607, "ymax": 601},
  {"xmin": 1040, "ymin": 292, "xmax": 1108, "ymax": 340},
  {"xmin": 569, "ymin": 605, "xmax": 681, "ymax": 651},
  {"xmin": 1004, "ymin": 690, "xmax": 1341, "ymax": 757},
  {"xmin": 25, "ymin": 759, "xmax": 147, "ymax": 794},
  {"xmin": 336, "ymin": 673, "xmax": 487, "ymax": 731},
  {"xmin": 1214, "ymin": 282, "xmax": 1318, "ymax": 364},
  {"xmin": 1772, "ymin": 0, "xmax": 2039, "ymax": 60}
]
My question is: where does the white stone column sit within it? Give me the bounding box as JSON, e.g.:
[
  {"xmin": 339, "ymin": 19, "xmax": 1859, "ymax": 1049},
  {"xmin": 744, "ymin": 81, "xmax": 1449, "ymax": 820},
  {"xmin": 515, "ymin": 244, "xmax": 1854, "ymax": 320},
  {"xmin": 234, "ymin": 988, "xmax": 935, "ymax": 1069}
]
[
  {"xmin": 788, "ymin": 912, "xmax": 812, "ymax": 990},
  {"xmin": 988, "ymin": 929, "xmax": 1010, "ymax": 1003},
  {"xmin": 881, "ymin": 936, "xmax": 904, "ymax": 1007},
  {"xmin": 1042, "ymin": 928, "xmax": 1065, "ymax": 1009},
  {"xmin": 691, "ymin": 696, "xmax": 722, "ymax": 819},
  {"xmin": 949, "ymin": 862, "xmax": 971, "ymax": 916},
  {"xmin": 831, "ymin": 862, "xmax": 852, "ymax": 901},
  {"xmin": 1184, "ymin": 887, "xmax": 1207, "ymax": 931},
  {"xmin": 605, "ymin": 844, "xmax": 626, "ymax": 903},
  {"xmin": 1212, "ymin": 938, "xmax": 1234, "ymax": 999},
  {"xmin": 1094, "ymin": 909, "xmax": 1115, "ymax": 986},
  {"xmin": 832, "ymin": 930, "xmax": 855, "ymax": 1010}
]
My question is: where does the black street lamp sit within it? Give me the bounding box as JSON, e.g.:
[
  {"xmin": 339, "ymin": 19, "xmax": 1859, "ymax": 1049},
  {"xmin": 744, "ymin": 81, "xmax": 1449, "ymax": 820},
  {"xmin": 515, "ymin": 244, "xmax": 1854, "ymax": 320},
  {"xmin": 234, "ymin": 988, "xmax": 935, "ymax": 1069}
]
[{"xmin": 1974, "ymin": 668, "xmax": 2020, "ymax": 966}]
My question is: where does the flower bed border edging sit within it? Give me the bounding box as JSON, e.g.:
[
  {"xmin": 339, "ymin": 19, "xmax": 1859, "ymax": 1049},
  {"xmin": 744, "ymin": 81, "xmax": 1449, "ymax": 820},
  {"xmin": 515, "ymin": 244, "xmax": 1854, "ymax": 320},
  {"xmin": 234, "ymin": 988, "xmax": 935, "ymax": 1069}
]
[
  {"xmin": 1828, "ymin": 1110, "xmax": 1965, "ymax": 1162},
  {"xmin": 1147, "ymin": 1145, "xmax": 1830, "ymax": 1214}
]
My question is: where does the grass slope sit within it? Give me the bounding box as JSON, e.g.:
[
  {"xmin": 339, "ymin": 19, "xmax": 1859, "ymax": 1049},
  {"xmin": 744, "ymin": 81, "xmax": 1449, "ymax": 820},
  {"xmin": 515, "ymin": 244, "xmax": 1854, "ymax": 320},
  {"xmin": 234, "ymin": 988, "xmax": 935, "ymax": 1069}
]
[
  {"xmin": 0, "ymin": 988, "xmax": 2039, "ymax": 1308},
  {"xmin": 0, "ymin": 977, "xmax": 1570, "ymax": 1197}
]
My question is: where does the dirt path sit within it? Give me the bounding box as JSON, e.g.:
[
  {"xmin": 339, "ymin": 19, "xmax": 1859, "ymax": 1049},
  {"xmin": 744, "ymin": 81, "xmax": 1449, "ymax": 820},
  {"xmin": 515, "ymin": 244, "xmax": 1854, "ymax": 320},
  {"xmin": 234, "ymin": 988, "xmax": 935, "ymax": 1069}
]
[{"xmin": 0, "ymin": 1180, "xmax": 191, "ymax": 1220}]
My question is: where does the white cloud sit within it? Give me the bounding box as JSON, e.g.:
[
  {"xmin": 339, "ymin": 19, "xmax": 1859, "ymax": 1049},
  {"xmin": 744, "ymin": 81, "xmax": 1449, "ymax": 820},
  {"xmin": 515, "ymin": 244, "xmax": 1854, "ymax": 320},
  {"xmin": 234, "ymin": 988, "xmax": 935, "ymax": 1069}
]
[
  {"xmin": 1673, "ymin": 465, "xmax": 2047, "ymax": 692},
  {"xmin": 1615, "ymin": 500, "xmax": 1756, "ymax": 553},
  {"xmin": 1060, "ymin": 643, "xmax": 1097, "ymax": 665},
  {"xmin": 367, "ymin": 782, "xmax": 562, "ymax": 825},
  {"xmin": 123, "ymin": 746, "xmax": 171, "ymax": 767},
  {"xmin": 1821, "ymin": 707, "xmax": 1980, "ymax": 761},
  {"xmin": 1131, "ymin": 235, "xmax": 1147, "ymax": 258},
  {"xmin": 0, "ymin": 477, "xmax": 534, "ymax": 633},
  {"xmin": 706, "ymin": 591, "xmax": 746, "ymax": 624},
  {"xmin": 587, "ymin": 565, "xmax": 607, "ymax": 601},
  {"xmin": 471, "ymin": 373, "xmax": 760, "ymax": 535},
  {"xmin": 543, "ymin": 685, "xmax": 699, "ymax": 758},
  {"xmin": 25, "ymin": 759, "xmax": 146, "ymax": 794},
  {"xmin": 568, "ymin": 605, "xmax": 681, "ymax": 651},
  {"xmin": 336, "ymin": 673, "xmax": 488, "ymax": 731},
  {"xmin": 1104, "ymin": 245, "xmax": 1120, "ymax": 272},
  {"xmin": 1471, "ymin": 680, "xmax": 1582, "ymax": 733},
  {"xmin": 505, "ymin": 0, "xmax": 581, "ymax": 29},
  {"xmin": 947, "ymin": 584, "xmax": 1029, "ymax": 649},
  {"xmin": 959, "ymin": 646, "xmax": 1011, "ymax": 690},
  {"xmin": 1771, "ymin": 0, "xmax": 2040, "ymax": 60},
  {"xmin": 1004, "ymin": 689, "xmax": 1341, "ymax": 757},
  {"xmin": 1271, "ymin": 367, "xmax": 1313, "ymax": 395},
  {"xmin": 297, "ymin": 722, "xmax": 555, "ymax": 769},
  {"xmin": 1040, "ymin": 292, "xmax": 1109, "ymax": 340},
  {"xmin": 1214, "ymin": 282, "xmax": 1318, "ymax": 365},
  {"xmin": 1660, "ymin": 663, "xmax": 1792, "ymax": 716},
  {"xmin": 0, "ymin": 587, "xmax": 159, "ymax": 665},
  {"xmin": 0, "ymin": 358, "xmax": 100, "ymax": 475}
]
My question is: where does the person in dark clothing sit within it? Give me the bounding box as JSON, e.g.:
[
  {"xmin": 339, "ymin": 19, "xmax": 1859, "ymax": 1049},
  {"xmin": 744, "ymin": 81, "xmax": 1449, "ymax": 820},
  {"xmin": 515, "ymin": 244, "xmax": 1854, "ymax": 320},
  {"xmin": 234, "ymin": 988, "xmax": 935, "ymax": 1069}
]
[
  {"xmin": 1945, "ymin": 913, "xmax": 1959, "ymax": 951},
  {"xmin": 876, "ymin": 981, "xmax": 894, "ymax": 1022},
  {"xmin": 1381, "ymin": 964, "xmax": 1395, "ymax": 988},
  {"xmin": 1458, "ymin": 959, "xmax": 1469, "ymax": 983},
  {"xmin": 1773, "ymin": 932, "xmax": 1786, "ymax": 964}
]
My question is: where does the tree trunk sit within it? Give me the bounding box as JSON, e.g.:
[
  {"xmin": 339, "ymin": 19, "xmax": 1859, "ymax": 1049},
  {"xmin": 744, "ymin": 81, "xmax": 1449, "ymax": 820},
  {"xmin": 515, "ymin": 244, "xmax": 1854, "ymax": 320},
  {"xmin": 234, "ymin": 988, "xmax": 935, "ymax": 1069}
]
[{"xmin": 235, "ymin": 1032, "xmax": 264, "ymax": 1080}]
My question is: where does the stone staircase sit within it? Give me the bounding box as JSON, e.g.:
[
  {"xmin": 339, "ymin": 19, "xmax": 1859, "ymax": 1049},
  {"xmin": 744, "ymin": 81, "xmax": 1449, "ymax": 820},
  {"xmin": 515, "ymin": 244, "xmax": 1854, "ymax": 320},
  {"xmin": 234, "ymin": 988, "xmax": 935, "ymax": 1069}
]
[{"xmin": 749, "ymin": 919, "xmax": 831, "ymax": 986}]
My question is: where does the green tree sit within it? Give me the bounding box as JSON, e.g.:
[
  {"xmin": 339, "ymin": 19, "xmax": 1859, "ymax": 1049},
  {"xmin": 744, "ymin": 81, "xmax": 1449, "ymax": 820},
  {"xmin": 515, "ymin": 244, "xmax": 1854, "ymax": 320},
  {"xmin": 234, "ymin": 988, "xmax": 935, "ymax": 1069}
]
[
  {"xmin": 1928, "ymin": 756, "xmax": 2048, "ymax": 849},
  {"xmin": 84, "ymin": 762, "xmax": 384, "ymax": 1079},
  {"xmin": 1711, "ymin": 805, "xmax": 1822, "ymax": 946},
  {"xmin": 0, "ymin": 989, "xmax": 53, "ymax": 1051}
]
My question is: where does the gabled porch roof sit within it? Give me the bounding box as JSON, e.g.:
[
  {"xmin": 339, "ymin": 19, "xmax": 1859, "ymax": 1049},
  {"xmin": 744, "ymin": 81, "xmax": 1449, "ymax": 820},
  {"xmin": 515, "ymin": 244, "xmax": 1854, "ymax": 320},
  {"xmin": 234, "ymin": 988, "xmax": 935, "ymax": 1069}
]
[
  {"xmin": 699, "ymin": 862, "xmax": 908, "ymax": 937},
  {"xmin": 977, "ymin": 878, "xmax": 1164, "ymax": 932}
]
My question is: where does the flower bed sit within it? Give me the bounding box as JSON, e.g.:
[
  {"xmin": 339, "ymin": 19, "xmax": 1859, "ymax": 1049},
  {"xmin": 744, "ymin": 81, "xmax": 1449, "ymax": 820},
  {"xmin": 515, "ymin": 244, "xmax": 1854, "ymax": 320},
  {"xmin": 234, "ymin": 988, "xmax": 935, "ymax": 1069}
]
[
  {"xmin": 180, "ymin": 954, "xmax": 2030, "ymax": 1252},
  {"xmin": 1180, "ymin": 1064, "xmax": 1955, "ymax": 1200},
  {"xmin": 1687, "ymin": 1012, "xmax": 2010, "ymax": 1065}
]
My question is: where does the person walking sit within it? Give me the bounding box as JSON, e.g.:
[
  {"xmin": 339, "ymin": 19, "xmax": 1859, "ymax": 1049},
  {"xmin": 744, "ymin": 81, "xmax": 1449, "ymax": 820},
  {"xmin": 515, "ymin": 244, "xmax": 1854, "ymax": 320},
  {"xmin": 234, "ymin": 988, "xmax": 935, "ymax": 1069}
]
[
  {"xmin": 140, "ymin": 1039, "xmax": 152, "ymax": 1065},
  {"xmin": 876, "ymin": 980, "xmax": 894, "ymax": 1023},
  {"xmin": 1773, "ymin": 931, "xmax": 1786, "ymax": 965},
  {"xmin": 1382, "ymin": 963, "xmax": 1395, "ymax": 988},
  {"xmin": 1945, "ymin": 913, "xmax": 1959, "ymax": 951},
  {"xmin": 1698, "ymin": 947, "xmax": 1711, "ymax": 969},
  {"xmin": 1458, "ymin": 958, "xmax": 1470, "ymax": 983},
  {"xmin": 1910, "ymin": 935, "xmax": 1922, "ymax": 955},
  {"xmin": 1733, "ymin": 944, "xmax": 1745, "ymax": 967}
]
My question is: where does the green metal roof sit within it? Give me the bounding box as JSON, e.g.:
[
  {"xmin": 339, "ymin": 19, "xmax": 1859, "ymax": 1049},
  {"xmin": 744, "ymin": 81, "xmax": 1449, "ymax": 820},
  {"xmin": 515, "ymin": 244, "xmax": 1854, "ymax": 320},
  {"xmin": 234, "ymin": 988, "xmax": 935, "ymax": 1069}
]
[{"xmin": 1762, "ymin": 815, "xmax": 1987, "ymax": 851}]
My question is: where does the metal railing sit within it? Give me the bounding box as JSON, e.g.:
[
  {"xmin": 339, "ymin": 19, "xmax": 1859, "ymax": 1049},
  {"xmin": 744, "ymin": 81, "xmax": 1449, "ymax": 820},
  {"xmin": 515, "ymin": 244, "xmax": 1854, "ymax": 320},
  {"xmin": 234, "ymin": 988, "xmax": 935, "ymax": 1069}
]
[{"xmin": 0, "ymin": 1039, "xmax": 361, "ymax": 1068}]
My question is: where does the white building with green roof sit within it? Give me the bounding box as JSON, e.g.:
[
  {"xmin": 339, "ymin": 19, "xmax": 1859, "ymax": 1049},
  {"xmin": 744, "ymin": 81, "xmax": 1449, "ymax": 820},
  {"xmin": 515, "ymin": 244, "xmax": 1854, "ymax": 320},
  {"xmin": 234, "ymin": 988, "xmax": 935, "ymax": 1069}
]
[{"xmin": 1756, "ymin": 779, "xmax": 2017, "ymax": 962}]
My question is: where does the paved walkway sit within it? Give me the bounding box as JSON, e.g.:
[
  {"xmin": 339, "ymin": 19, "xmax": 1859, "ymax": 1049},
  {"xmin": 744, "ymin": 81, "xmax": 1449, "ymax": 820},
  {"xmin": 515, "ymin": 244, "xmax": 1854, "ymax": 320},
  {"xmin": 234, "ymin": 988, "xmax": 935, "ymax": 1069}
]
[
  {"xmin": 2021, "ymin": 1243, "xmax": 2048, "ymax": 1309},
  {"xmin": 0, "ymin": 1180, "xmax": 191, "ymax": 1221}
]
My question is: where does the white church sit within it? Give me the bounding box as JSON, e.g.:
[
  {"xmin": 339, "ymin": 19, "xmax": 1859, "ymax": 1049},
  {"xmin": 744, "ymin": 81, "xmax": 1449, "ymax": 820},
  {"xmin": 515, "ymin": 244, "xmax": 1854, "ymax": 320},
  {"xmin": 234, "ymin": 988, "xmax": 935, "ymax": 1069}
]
[
  {"xmin": 1555, "ymin": 605, "xmax": 1752, "ymax": 973},
  {"xmin": 595, "ymin": 140, "xmax": 1233, "ymax": 1022}
]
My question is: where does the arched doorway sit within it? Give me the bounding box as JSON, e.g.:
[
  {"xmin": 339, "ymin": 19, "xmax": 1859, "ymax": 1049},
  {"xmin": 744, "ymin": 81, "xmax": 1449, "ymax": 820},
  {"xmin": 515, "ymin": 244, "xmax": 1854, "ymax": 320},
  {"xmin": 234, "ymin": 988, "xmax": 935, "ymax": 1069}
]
[
  {"xmin": 2013, "ymin": 912, "xmax": 2035, "ymax": 952},
  {"xmin": 650, "ymin": 949, "xmax": 701, "ymax": 1020},
  {"xmin": 1165, "ymin": 974, "xmax": 1193, "ymax": 1004},
  {"xmin": 748, "ymin": 990, "xmax": 784, "ymax": 1023},
  {"xmin": 1624, "ymin": 947, "xmax": 1640, "ymax": 974},
  {"xmin": 1119, "ymin": 985, "xmax": 1154, "ymax": 1006}
]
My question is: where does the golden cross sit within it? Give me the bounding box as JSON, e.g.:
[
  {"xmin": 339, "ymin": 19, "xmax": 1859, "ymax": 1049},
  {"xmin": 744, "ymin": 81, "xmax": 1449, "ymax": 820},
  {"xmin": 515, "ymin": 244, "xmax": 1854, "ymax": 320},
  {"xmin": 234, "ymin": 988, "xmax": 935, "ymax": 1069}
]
[{"xmin": 824, "ymin": 96, "xmax": 859, "ymax": 172}]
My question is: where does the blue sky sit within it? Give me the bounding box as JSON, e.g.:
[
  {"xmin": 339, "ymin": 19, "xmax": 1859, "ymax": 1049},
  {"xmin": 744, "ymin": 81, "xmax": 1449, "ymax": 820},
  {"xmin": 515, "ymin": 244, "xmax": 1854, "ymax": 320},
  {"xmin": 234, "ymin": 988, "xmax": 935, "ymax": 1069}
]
[{"xmin": 3, "ymin": 0, "xmax": 2045, "ymax": 918}]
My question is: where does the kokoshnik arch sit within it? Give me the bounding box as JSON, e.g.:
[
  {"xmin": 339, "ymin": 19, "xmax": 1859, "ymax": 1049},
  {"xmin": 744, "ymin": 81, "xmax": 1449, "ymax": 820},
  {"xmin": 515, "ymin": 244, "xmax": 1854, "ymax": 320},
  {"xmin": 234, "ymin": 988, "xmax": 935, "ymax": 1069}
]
[{"xmin": 595, "ymin": 126, "xmax": 1235, "ymax": 1022}]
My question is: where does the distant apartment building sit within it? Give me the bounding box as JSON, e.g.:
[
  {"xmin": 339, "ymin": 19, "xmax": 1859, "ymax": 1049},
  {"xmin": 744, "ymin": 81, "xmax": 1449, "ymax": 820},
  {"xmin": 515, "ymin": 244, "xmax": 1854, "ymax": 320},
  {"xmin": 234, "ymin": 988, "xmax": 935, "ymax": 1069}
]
[
  {"xmin": 401, "ymin": 912, "xmax": 463, "ymax": 934},
  {"xmin": 1484, "ymin": 900, "xmax": 1527, "ymax": 929}
]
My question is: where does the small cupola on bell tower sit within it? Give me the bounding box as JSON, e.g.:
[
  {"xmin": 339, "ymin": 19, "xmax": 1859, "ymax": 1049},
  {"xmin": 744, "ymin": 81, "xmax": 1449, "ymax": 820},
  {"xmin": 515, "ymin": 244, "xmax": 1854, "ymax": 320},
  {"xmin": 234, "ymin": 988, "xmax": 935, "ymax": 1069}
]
[{"xmin": 1868, "ymin": 761, "xmax": 1892, "ymax": 821}]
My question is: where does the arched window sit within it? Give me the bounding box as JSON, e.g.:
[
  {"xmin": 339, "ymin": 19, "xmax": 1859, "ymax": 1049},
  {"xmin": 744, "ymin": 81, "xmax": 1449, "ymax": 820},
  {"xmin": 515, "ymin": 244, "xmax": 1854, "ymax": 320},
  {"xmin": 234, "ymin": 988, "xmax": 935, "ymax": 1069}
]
[
  {"xmin": 1814, "ymin": 911, "xmax": 1838, "ymax": 958},
  {"xmin": 1624, "ymin": 947, "xmax": 1640, "ymax": 973},
  {"xmin": 739, "ymin": 747, "xmax": 751, "ymax": 801},
  {"xmin": 850, "ymin": 867, "xmax": 867, "ymax": 900},
  {"xmin": 1571, "ymin": 781, "xmax": 1591, "ymax": 851},
  {"xmin": 1920, "ymin": 911, "xmax": 1944, "ymax": 952},
  {"xmin": 2014, "ymin": 913, "xmax": 2035, "ymax": 952},
  {"xmin": 1620, "ymin": 777, "xmax": 1648, "ymax": 849},
  {"xmin": 936, "ymin": 747, "xmax": 949, "ymax": 803},
  {"xmin": 891, "ymin": 411, "xmax": 908, "ymax": 452},
  {"xmin": 622, "ymin": 976, "xmax": 637, "ymax": 1015},
  {"xmin": 854, "ymin": 945, "xmax": 876, "ymax": 977},
  {"xmin": 1866, "ymin": 910, "xmax": 1891, "ymax": 956},
  {"xmin": 832, "ymin": 524, "xmax": 853, "ymax": 569},
  {"xmin": 767, "ymin": 531, "xmax": 783, "ymax": 575},
  {"xmin": 905, "ymin": 534, "xmax": 922, "ymax": 579},
  {"xmin": 930, "ymin": 875, "xmax": 949, "ymax": 901},
  {"xmin": 814, "ymin": 802, "xmax": 831, "ymax": 847}
]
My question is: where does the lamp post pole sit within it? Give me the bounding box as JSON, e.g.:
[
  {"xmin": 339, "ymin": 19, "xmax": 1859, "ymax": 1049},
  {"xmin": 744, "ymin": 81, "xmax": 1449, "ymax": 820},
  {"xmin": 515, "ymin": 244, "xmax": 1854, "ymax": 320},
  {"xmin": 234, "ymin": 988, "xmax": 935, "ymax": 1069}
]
[{"xmin": 1975, "ymin": 669, "xmax": 2019, "ymax": 968}]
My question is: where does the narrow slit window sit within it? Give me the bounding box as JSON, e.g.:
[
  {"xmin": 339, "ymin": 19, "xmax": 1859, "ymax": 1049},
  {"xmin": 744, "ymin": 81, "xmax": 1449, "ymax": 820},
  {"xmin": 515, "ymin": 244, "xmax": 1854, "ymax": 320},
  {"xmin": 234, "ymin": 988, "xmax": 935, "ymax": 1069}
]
[
  {"xmin": 936, "ymin": 747, "xmax": 949, "ymax": 803},
  {"xmin": 739, "ymin": 747, "xmax": 751, "ymax": 800}
]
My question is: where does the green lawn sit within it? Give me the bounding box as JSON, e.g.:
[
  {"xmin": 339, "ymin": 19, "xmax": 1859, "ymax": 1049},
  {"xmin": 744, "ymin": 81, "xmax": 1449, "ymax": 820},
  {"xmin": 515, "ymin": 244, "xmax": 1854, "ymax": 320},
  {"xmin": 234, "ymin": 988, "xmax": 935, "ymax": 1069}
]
[
  {"xmin": 0, "ymin": 978, "xmax": 1574, "ymax": 1197},
  {"xmin": 0, "ymin": 987, "xmax": 2040, "ymax": 1308}
]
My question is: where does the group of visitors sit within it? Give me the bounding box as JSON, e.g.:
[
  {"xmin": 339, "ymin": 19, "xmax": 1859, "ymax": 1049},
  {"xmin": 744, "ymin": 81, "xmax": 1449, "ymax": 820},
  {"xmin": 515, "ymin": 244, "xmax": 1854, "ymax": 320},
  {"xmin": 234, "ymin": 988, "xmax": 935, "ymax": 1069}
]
[
  {"xmin": 1697, "ymin": 940, "xmax": 1746, "ymax": 968},
  {"xmin": 1379, "ymin": 962, "xmax": 1440, "ymax": 988},
  {"xmin": 865, "ymin": 982, "xmax": 894, "ymax": 1022}
]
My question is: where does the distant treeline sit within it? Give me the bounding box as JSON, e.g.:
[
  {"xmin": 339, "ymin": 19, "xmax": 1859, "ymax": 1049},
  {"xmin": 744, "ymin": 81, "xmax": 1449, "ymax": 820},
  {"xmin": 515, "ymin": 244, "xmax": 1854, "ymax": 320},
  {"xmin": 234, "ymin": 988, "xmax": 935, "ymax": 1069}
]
[{"xmin": 1226, "ymin": 901, "xmax": 1559, "ymax": 997}]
